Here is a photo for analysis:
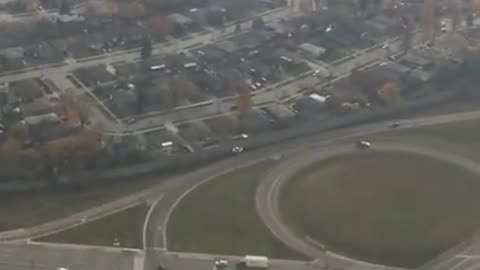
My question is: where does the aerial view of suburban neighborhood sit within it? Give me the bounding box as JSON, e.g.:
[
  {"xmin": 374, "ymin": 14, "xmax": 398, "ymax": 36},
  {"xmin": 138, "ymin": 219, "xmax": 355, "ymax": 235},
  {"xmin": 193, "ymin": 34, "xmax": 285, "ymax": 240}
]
[{"xmin": 4, "ymin": 0, "xmax": 480, "ymax": 269}]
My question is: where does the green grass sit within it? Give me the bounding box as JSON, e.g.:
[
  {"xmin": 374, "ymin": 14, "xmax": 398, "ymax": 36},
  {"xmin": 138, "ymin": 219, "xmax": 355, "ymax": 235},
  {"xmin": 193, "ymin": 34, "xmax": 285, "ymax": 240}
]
[
  {"xmin": 280, "ymin": 151, "xmax": 480, "ymax": 268},
  {"xmin": 166, "ymin": 160, "xmax": 305, "ymax": 260},
  {"xmin": 36, "ymin": 205, "xmax": 148, "ymax": 248},
  {"xmin": 369, "ymin": 119, "xmax": 480, "ymax": 161},
  {"xmin": 0, "ymin": 175, "xmax": 168, "ymax": 231}
]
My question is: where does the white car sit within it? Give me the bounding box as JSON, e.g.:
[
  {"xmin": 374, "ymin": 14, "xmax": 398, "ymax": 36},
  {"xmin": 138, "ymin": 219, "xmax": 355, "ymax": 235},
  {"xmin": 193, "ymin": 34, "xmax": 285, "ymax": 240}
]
[
  {"xmin": 232, "ymin": 146, "xmax": 244, "ymax": 153},
  {"xmin": 240, "ymin": 133, "xmax": 249, "ymax": 139},
  {"xmin": 388, "ymin": 55, "xmax": 397, "ymax": 61},
  {"xmin": 215, "ymin": 259, "xmax": 228, "ymax": 268},
  {"xmin": 356, "ymin": 141, "xmax": 371, "ymax": 149}
]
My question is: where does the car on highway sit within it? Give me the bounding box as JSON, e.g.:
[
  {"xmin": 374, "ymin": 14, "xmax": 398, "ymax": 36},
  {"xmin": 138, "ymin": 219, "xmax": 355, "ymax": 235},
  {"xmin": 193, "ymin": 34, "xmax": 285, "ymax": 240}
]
[
  {"xmin": 312, "ymin": 69, "xmax": 322, "ymax": 77},
  {"xmin": 126, "ymin": 118, "xmax": 137, "ymax": 124},
  {"xmin": 215, "ymin": 259, "xmax": 228, "ymax": 268},
  {"xmin": 389, "ymin": 122, "xmax": 400, "ymax": 128},
  {"xmin": 232, "ymin": 146, "xmax": 244, "ymax": 153},
  {"xmin": 356, "ymin": 141, "xmax": 371, "ymax": 149},
  {"xmin": 388, "ymin": 55, "xmax": 397, "ymax": 61}
]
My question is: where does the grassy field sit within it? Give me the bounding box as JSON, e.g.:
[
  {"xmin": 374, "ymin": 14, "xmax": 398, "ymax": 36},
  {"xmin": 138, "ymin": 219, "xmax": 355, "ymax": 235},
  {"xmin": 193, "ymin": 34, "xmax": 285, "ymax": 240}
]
[
  {"xmin": 166, "ymin": 160, "xmax": 305, "ymax": 260},
  {"xmin": 6, "ymin": 116, "xmax": 480, "ymax": 261},
  {"xmin": 369, "ymin": 119, "xmax": 480, "ymax": 161},
  {"xmin": 0, "ymin": 174, "xmax": 168, "ymax": 231},
  {"xmin": 36, "ymin": 205, "xmax": 148, "ymax": 248},
  {"xmin": 280, "ymin": 151, "xmax": 480, "ymax": 268}
]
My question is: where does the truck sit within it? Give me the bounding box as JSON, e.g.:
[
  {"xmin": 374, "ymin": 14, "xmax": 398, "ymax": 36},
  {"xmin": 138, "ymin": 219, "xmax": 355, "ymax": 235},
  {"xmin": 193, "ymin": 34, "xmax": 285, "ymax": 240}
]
[{"xmin": 244, "ymin": 255, "xmax": 268, "ymax": 268}]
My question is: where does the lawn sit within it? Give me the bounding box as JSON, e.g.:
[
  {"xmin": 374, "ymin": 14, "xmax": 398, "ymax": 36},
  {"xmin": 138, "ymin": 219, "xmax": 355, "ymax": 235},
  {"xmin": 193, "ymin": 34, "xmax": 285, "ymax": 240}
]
[
  {"xmin": 36, "ymin": 205, "xmax": 148, "ymax": 249},
  {"xmin": 369, "ymin": 119, "xmax": 480, "ymax": 162},
  {"xmin": 166, "ymin": 160, "xmax": 305, "ymax": 260},
  {"xmin": 280, "ymin": 151, "xmax": 480, "ymax": 268},
  {"xmin": 0, "ymin": 174, "xmax": 169, "ymax": 231}
]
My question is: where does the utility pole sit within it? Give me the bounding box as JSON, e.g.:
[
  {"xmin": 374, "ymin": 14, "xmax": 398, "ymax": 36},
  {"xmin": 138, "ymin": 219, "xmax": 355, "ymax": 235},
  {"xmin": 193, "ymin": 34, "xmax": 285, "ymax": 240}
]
[
  {"xmin": 423, "ymin": 0, "xmax": 436, "ymax": 44},
  {"xmin": 236, "ymin": 83, "xmax": 252, "ymax": 116}
]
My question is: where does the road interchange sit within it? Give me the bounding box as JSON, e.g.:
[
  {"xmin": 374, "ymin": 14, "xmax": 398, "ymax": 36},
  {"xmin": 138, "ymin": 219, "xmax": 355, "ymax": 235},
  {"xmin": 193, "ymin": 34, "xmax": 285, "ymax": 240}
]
[
  {"xmin": 255, "ymin": 142, "xmax": 480, "ymax": 270},
  {"xmin": 1, "ymin": 6, "xmax": 480, "ymax": 270},
  {"xmin": 0, "ymin": 109, "xmax": 479, "ymax": 269},
  {"xmin": 142, "ymin": 110, "xmax": 480, "ymax": 270}
]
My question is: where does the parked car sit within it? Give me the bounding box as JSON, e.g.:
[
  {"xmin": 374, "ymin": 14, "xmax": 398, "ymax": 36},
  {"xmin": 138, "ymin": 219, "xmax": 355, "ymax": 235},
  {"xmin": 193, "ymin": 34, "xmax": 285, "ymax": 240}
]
[{"xmin": 232, "ymin": 146, "xmax": 244, "ymax": 153}]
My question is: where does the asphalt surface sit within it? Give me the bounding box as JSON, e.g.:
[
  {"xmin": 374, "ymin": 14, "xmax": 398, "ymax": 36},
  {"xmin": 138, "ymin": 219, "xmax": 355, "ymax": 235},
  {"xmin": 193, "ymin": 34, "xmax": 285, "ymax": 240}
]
[
  {"xmin": 255, "ymin": 142, "xmax": 480, "ymax": 270},
  {"xmin": 164, "ymin": 252, "xmax": 315, "ymax": 270}
]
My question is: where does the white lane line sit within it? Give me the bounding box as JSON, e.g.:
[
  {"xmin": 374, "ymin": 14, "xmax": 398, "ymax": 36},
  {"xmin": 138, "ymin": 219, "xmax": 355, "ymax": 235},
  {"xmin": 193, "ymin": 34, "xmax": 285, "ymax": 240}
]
[{"xmin": 143, "ymin": 194, "xmax": 164, "ymax": 251}]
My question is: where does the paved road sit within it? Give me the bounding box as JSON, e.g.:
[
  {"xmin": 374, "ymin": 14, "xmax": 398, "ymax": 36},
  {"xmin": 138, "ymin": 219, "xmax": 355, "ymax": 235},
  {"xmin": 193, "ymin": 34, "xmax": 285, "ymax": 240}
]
[
  {"xmin": 0, "ymin": 9, "xmax": 446, "ymax": 135},
  {"xmin": 0, "ymin": 7, "xmax": 290, "ymax": 83},
  {"xmin": 107, "ymin": 27, "xmax": 435, "ymax": 135},
  {"xmin": 164, "ymin": 252, "xmax": 315, "ymax": 270},
  {"xmin": 86, "ymin": 31, "xmax": 414, "ymax": 136},
  {"xmin": 142, "ymin": 110, "xmax": 480, "ymax": 270},
  {"xmin": 255, "ymin": 142, "xmax": 480, "ymax": 270},
  {"xmin": 0, "ymin": 109, "xmax": 480, "ymax": 270},
  {"xmin": 1, "ymin": 109, "xmax": 480, "ymax": 243},
  {"xmin": 0, "ymin": 7, "xmax": 293, "ymax": 133},
  {"xmin": 107, "ymin": 24, "xmax": 480, "ymax": 134}
]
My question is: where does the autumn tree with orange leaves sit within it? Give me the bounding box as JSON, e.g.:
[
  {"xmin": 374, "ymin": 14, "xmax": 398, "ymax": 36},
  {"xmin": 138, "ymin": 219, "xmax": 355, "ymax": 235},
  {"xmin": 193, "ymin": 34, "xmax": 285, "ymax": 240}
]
[{"xmin": 149, "ymin": 15, "xmax": 172, "ymax": 35}]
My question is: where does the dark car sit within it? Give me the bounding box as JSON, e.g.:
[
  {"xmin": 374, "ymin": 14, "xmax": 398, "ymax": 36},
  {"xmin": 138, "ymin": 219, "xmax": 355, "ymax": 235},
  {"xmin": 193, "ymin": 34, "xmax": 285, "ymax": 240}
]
[{"xmin": 389, "ymin": 122, "xmax": 400, "ymax": 128}]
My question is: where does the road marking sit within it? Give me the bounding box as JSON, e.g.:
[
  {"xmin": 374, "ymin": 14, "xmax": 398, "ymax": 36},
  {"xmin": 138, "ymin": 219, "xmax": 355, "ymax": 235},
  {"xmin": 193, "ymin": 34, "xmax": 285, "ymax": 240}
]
[{"xmin": 143, "ymin": 194, "xmax": 164, "ymax": 251}]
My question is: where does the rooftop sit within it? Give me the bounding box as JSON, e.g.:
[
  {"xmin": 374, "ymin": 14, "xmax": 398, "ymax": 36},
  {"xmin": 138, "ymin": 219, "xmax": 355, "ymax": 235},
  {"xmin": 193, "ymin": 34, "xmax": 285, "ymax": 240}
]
[
  {"xmin": 216, "ymin": 39, "xmax": 241, "ymax": 53},
  {"xmin": 384, "ymin": 62, "xmax": 411, "ymax": 74},
  {"xmin": 168, "ymin": 13, "xmax": 194, "ymax": 25},
  {"xmin": 402, "ymin": 53, "xmax": 433, "ymax": 68},
  {"xmin": 24, "ymin": 112, "xmax": 61, "ymax": 126}
]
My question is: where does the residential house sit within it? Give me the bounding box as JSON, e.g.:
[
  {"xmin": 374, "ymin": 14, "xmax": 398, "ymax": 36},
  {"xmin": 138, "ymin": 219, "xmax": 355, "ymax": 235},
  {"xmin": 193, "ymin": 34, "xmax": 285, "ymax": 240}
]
[{"xmin": 10, "ymin": 79, "xmax": 44, "ymax": 103}]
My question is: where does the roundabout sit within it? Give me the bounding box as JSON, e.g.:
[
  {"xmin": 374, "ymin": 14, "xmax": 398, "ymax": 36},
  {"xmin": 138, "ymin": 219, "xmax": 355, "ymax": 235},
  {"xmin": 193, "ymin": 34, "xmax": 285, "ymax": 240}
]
[{"xmin": 255, "ymin": 143, "xmax": 480, "ymax": 269}]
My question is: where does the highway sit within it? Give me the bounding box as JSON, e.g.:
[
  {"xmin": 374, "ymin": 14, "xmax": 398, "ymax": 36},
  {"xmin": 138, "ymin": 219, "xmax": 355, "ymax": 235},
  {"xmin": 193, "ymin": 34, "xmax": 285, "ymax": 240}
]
[
  {"xmin": 0, "ymin": 110, "xmax": 479, "ymax": 269},
  {"xmin": 141, "ymin": 110, "xmax": 480, "ymax": 270},
  {"xmin": 0, "ymin": 109, "xmax": 479, "ymax": 244},
  {"xmin": 0, "ymin": 6, "xmax": 479, "ymax": 270}
]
